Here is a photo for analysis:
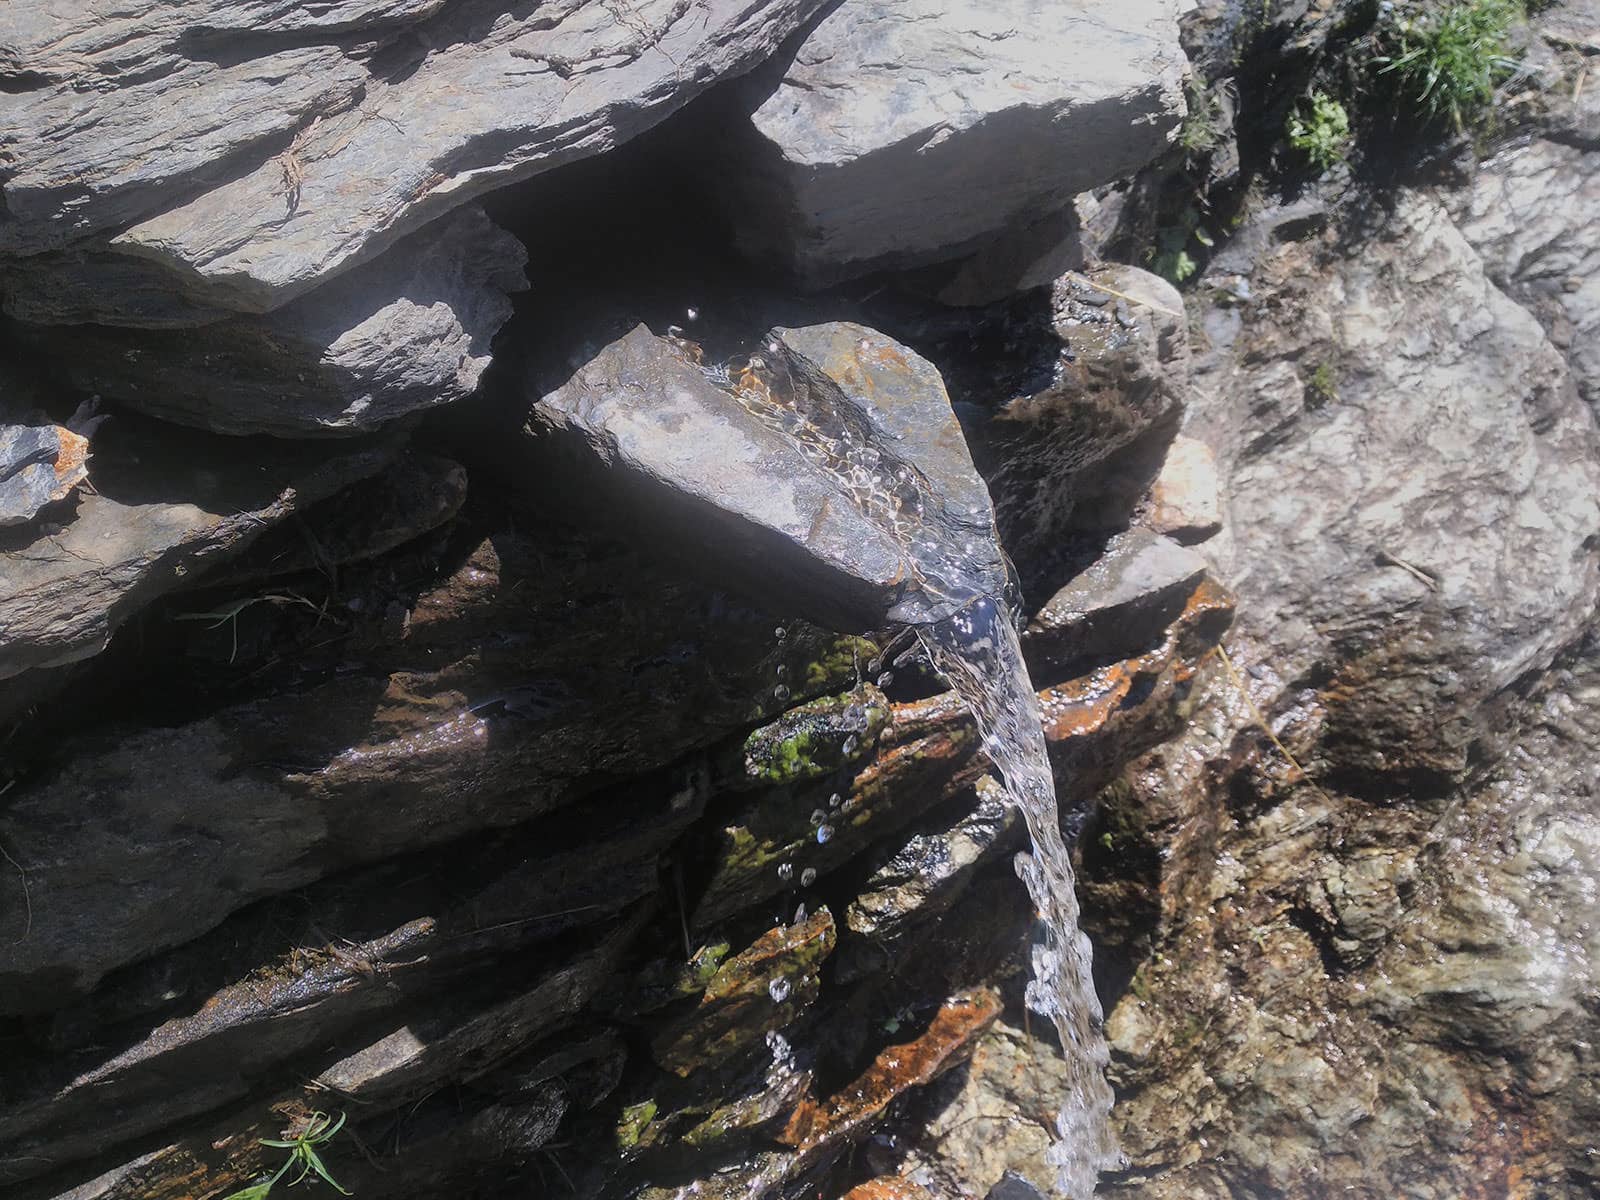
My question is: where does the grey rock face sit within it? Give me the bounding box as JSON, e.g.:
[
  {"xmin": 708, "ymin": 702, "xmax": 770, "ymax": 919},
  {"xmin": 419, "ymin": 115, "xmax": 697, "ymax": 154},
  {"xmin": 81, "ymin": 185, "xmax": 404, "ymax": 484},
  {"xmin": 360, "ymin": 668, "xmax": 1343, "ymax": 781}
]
[
  {"xmin": 0, "ymin": 421, "xmax": 395, "ymax": 691},
  {"xmin": 527, "ymin": 321, "xmax": 1008, "ymax": 631},
  {"xmin": 1084, "ymin": 184, "xmax": 1600, "ymax": 1199},
  {"xmin": 1453, "ymin": 137, "xmax": 1600, "ymax": 411},
  {"xmin": 19, "ymin": 206, "xmax": 527, "ymax": 437},
  {"xmin": 0, "ymin": 423, "xmax": 89, "ymax": 527},
  {"xmin": 723, "ymin": 0, "xmax": 1185, "ymax": 286},
  {"xmin": 16, "ymin": 0, "xmax": 825, "ymax": 314},
  {"xmin": 1192, "ymin": 191, "xmax": 1600, "ymax": 784},
  {"xmin": 1025, "ymin": 528, "xmax": 1207, "ymax": 674}
]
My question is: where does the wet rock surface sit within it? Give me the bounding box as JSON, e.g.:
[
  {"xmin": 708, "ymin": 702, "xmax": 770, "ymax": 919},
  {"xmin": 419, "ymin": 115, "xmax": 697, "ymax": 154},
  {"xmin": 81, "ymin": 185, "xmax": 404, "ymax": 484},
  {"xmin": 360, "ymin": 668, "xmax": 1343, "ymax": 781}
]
[{"xmin": 527, "ymin": 320, "xmax": 1009, "ymax": 630}]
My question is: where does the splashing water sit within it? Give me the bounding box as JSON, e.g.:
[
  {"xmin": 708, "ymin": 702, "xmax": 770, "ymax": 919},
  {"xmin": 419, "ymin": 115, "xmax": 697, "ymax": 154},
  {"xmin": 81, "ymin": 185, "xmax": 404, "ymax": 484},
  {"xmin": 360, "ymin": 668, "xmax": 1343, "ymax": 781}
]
[{"xmin": 920, "ymin": 596, "xmax": 1119, "ymax": 1199}]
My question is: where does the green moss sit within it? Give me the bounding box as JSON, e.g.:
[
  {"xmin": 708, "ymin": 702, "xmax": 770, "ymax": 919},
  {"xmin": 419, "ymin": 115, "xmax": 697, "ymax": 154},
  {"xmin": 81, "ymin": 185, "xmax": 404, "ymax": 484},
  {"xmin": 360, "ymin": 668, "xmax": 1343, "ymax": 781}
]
[
  {"xmin": 802, "ymin": 635, "xmax": 879, "ymax": 692},
  {"xmin": 615, "ymin": 1099, "xmax": 658, "ymax": 1151},
  {"xmin": 741, "ymin": 686, "xmax": 889, "ymax": 785}
]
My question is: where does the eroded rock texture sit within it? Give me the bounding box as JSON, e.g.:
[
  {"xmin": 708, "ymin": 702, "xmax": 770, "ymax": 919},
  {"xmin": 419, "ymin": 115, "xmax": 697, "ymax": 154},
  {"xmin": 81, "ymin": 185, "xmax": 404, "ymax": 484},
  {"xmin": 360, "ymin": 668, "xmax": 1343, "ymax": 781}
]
[{"xmin": 1064, "ymin": 63, "xmax": 1600, "ymax": 1200}]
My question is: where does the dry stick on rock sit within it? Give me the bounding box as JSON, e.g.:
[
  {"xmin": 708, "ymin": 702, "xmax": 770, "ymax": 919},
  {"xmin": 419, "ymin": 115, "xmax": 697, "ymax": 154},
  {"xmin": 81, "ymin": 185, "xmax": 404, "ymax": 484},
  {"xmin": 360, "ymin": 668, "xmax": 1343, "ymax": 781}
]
[{"xmin": 1215, "ymin": 645, "xmax": 1336, "ymax": 811}]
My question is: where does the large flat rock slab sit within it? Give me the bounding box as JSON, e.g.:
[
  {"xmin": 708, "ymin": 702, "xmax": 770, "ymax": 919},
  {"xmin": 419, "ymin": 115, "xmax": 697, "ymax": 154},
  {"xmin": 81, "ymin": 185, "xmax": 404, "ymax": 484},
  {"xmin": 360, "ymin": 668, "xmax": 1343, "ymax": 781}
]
[
  {"xmin": 8, "ymin": 0, "xmax": 828, "ymax": 313},
  {"xmin": 722, "ymin": 0, "xmax": 1186, "ymax": 286}
]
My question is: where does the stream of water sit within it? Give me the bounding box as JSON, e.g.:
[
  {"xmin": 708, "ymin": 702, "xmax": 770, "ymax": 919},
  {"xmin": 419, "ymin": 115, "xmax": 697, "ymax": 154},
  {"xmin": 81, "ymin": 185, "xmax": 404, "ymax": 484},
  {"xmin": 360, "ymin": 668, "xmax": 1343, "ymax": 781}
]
[
  {"xmin": 920, "ymin": 598, "xmax": 1119, "ymax": 1199},
  {"xmin": 706, "ymin": 333, "xmax": 1118, "ymax": 1194}
]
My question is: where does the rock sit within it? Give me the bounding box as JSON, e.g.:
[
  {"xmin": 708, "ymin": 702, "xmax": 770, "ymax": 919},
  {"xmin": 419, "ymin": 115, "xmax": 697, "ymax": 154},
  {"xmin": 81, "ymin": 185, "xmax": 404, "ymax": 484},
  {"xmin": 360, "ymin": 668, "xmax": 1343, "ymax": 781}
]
[
  {"xmin": 651, "ymin": 910, "xmax": 836, "ymax": 1077},
  {"xmin": 898, "ymin": 1019, "xmax": 1087, "ymax": 1197},
  {"xmin": 526, "ymin": 320, "xmax": 1009, "ymax": 631},
  {"xmin": 207, "ymin": 452, "xmax": 468, "ymax": 586},
  {"xmin": 842, "ymin": 1178, "xmax": 934, "ymax": 1200},
  {"xmin": 966, "ymin": 266, "xmax": 1190, "ymax": 594},
  {"xmin": 1188, "ymin": 191, "xmax": 1600, "ymax": 788},
  {"xmin": 844, "ymin": 776, "xmax": 1016, "ymax": 963},
  {"xmin": 1143, "ymin": 434, "xmax": 1222, "ymax": 543},
  {"xmin": 0, "ymin": 414, "xmax": 397, "ymax": 696},
  {"xmin": 1452, "ymin": 137, "xmax": 1600, "ymax": 411},
  {"xmin": 692, "ymin": 702, "xmax": 983, "ymax": 930},
  {"xmin": 6, "ymin": 0, "xmax": 831, "ymax": 314},
  {"xmin": 1025, "ymin": 528, "xmax": 1209, "ymax": 674},
  {"xmin": 16, "ymin": 206, "xmax": 527, "ymax": 436},
  {"xmin": 732, "ymin": 685, "xmax": 890, "ymax": 789},
  {"xmin": 0, "ymin": 519, "xmax": 866, "ymax": 1011},
  {"xmin": 0, "ymin": 422, "xmax": 89, "ymax": 526},
  {"xmin": 0, "ymin": 791, "xmax": 678, "ymax": 1183},
  {"xmin": 720, "ymin": 0, "xmax": 1185, "ymax": 286},
  {"xmin": 1073, "ymin": 165, "xmax": 1600, "ymax": 1200}
]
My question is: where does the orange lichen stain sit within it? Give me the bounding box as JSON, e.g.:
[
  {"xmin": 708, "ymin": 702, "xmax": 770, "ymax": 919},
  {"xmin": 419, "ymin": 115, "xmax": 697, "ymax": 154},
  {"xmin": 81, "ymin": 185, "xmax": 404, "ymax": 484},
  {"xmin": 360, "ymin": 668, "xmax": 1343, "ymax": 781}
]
[
  {"xmin": 840, "ymin": 1177, "xmax": 934, "ymax": 1200},
  {"xmin": 778, "ymin": 989, "xmax": 1001, "ymax": 1150},
  {"xmin": 1038, "ymin": 576, "xmax": 1235, "ymax": 745},
  {"xmin": 52, "ymin": 426, "xmax": 90, "ymax": 484}
]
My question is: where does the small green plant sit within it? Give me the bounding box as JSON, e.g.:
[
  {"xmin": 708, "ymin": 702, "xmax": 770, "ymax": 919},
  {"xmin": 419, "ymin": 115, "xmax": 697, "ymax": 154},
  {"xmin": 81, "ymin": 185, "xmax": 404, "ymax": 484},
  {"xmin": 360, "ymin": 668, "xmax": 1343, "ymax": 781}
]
[
  {"xmin": 1375, "ymin": 0, "xmax": 1524, "ymax": 131},
  {"xmin": 222, "ymin": 1111, "xmax": 351, "ymax": 1200},
  {"xmin": 1306, "ymin": 361, "xmax": 1339, "ymax": 407},
  {"xmin": 1177, "ymin": 77, "xmax": 1223, "ymax": 157},
  {"xmin": 1286, "ymin": 91, "xmax": 1351, "ymax": 171},
  {"xmin": 1150, "ymin": 205, "xmax": 1215, "ymax": 285}
]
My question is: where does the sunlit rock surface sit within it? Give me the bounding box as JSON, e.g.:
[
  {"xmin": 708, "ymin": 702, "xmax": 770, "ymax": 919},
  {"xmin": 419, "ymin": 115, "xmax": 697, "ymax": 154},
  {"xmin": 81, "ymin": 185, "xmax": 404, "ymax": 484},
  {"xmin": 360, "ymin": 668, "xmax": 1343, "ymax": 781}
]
[{"xmin": 720, "ymin": 0, "xmax": 1186, "ymax": 286}]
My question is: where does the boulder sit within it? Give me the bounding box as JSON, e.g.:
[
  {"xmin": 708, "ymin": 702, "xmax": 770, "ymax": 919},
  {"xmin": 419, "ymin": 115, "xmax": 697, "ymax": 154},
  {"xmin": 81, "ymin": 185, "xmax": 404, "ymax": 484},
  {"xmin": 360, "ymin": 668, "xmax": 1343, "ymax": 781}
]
[
  {"xmin": 13, "ymin": 206, "xmax": 527, "ymax": 436},
  {"xmin": 0, "ymin": 0, "xmax": 830, "ymax": 313},
  {"xmin": 720, "ymin": 0, "xmax": 1185, "ymax": 286}
]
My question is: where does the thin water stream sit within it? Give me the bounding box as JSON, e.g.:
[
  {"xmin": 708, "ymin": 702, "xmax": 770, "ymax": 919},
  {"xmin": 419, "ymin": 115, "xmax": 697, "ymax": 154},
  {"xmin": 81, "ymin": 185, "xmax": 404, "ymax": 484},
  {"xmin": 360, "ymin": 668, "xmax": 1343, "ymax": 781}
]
[
  {"xmin": 920, "ymin": 599, "xmax": 1119, "ymax": 1198},
  {"xmin": 703, "ymin": 331, "xmax": 1119, "ymax": 1195}
]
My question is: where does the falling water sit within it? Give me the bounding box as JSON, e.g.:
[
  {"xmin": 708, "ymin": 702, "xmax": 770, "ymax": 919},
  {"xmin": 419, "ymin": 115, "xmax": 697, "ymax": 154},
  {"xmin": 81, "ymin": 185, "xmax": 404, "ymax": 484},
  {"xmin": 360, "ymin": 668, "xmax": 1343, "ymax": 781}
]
[
  {"xmin": 919, "ymin": 597, "xmax": 1119, "ymax": 1199},
  {"xmin": 701, "ymin": 329, "xmax": 1118, "ymax": 1194}
]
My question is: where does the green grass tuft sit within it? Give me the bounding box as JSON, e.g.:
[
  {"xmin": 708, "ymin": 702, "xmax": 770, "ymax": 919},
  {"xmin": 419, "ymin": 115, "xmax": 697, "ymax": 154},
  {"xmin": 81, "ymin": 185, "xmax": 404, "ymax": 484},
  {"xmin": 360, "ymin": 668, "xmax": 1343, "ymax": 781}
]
[{"xmin": 1376, "ymin": 0, "xmax": 1525, "ymax": 131}]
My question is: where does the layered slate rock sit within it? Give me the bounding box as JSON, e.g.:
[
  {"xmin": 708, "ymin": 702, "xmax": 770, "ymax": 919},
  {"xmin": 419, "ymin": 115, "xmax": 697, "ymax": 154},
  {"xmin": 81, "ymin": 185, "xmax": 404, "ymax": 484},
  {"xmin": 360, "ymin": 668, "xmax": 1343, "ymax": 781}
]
[
  {"xmin": 14, "ymin": 206, "xmax": 527, "ymax": 437},
  {"xmin": 0, "ymin": 512, "xmax": 863, "ymax": 1011},
  {"xmin": 0, "ymin": 416, "xmax": 396, "ymax": 704},
  {"xmin": 721, "ymin": 0, "xmax": 1186, "ymax": 286},
  {"xmin": 526, "ymin": 321, "xmax": 1010, "ymax": 631},
  {"xmin": 0, "ymin": 0, "xmax": 828, "ymax": 313}
]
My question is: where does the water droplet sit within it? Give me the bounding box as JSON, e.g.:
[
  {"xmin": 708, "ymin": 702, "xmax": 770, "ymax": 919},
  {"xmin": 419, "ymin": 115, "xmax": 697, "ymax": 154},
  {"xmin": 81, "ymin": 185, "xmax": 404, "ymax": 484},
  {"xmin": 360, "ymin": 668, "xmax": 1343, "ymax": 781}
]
[
  {"xmin": 773, "ymin": 683, "xmax": 790, "ymax": 702},
  {"xmin": 774, "ymin": 626, "xmax": 787, "ymax": 640},
  {"xmin": 816, "ymin": 823, "xmax": 834, "ymax": 844},
  {"xmin": 800, "ymin": 867, "xmax": 817, "ymax": 886},
  {"xmin": 809, "ymin": 808, "xmax": 826, "ymax": 826},
  {"xmin": 777, "ymin": 861, "xmax": 794, "ymax": 883},
  {"xmin": 842, "ymin": 735, "xmax": 859, "ymax": 755},
  {"xmin": 828, "ymin": 792, "xmax": 841, "ymax": 808},
  {"xmin": 877, "ymin": 671, "xmax": 895, "ymax": 687},
  {"xmin": 775, "ymin": 663, "xmax": 787, "ymax": 679},
  {"xmin": 686, "ymin": 306, "xmax": 700, "ymax": 321},
  {"xmin": 768, "ymin": 976, "xmax": 792, "ymax": 1003}
]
